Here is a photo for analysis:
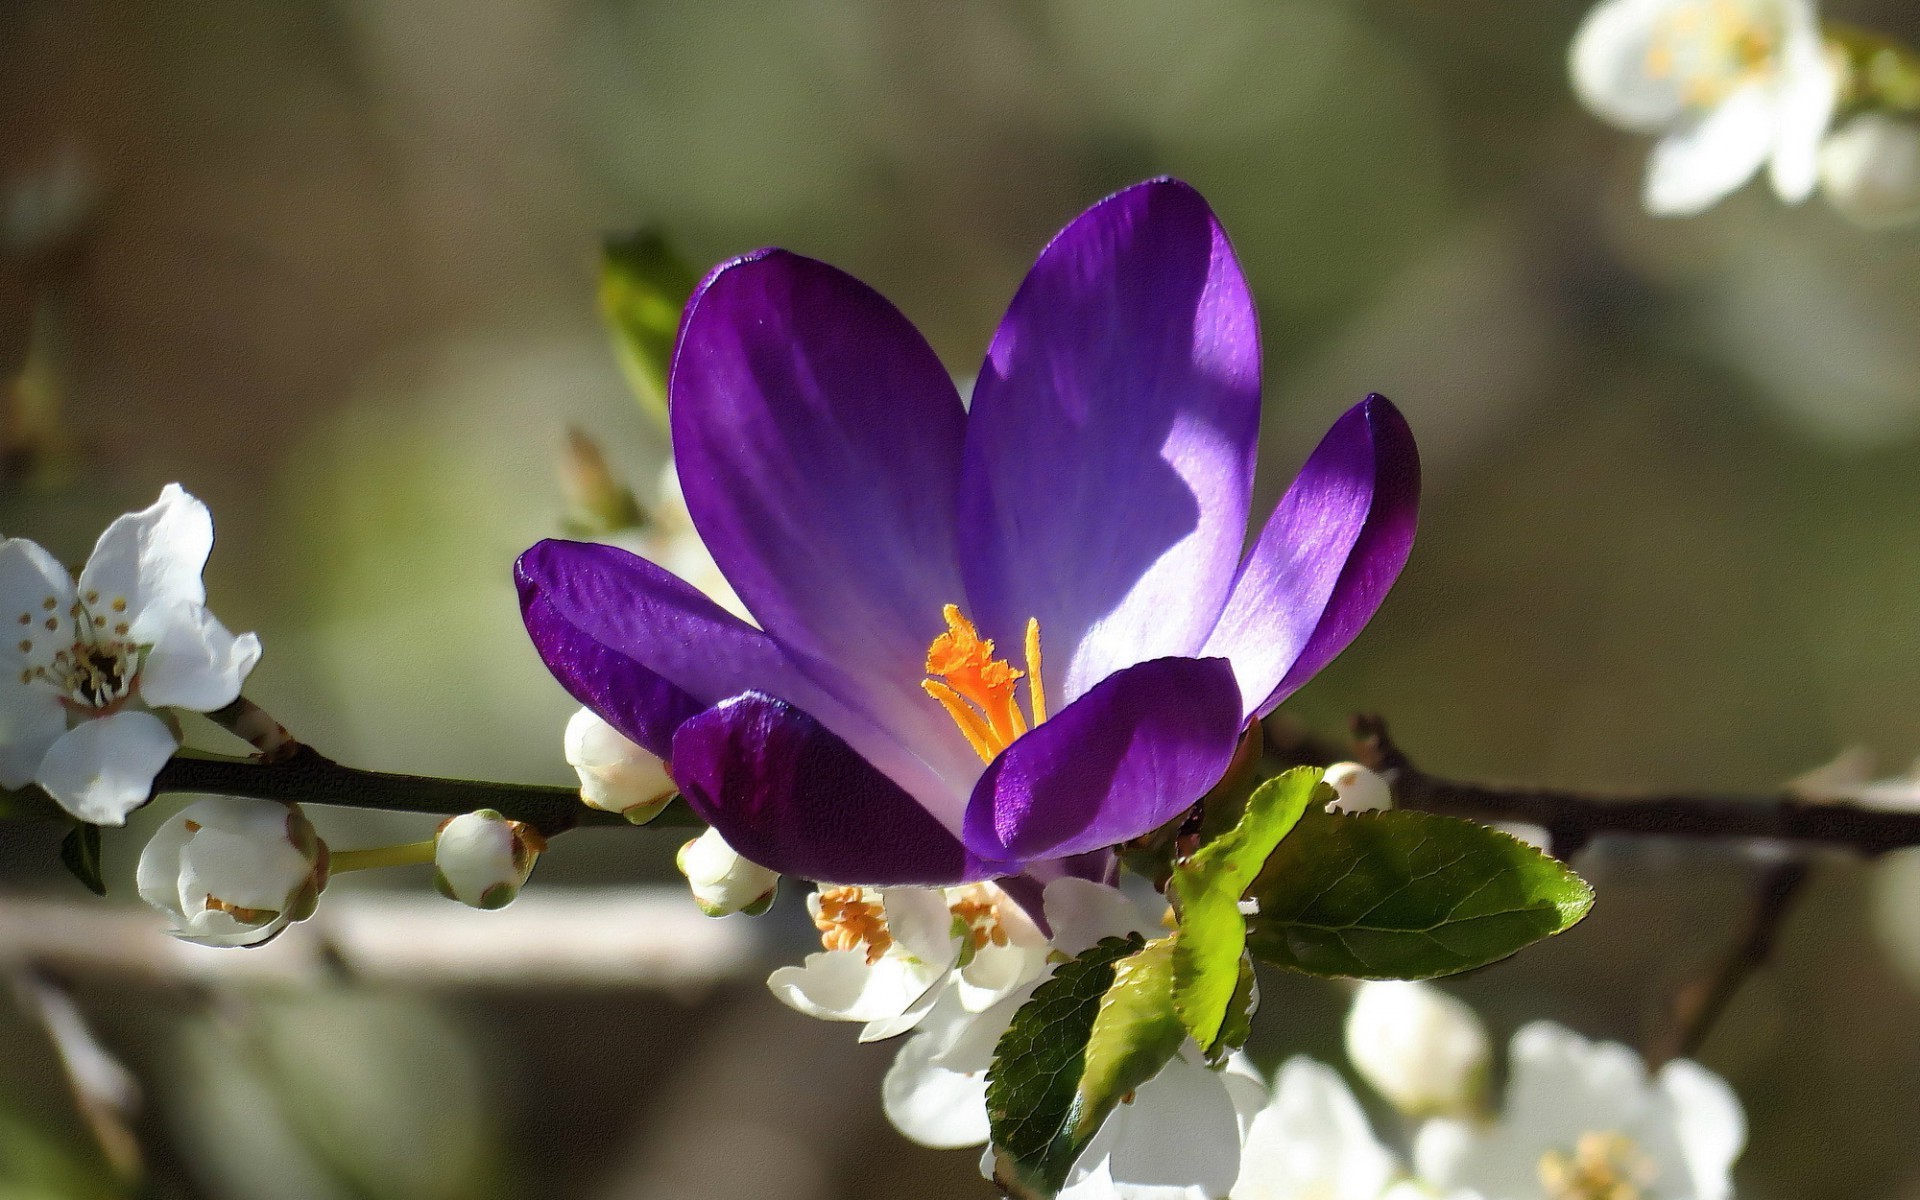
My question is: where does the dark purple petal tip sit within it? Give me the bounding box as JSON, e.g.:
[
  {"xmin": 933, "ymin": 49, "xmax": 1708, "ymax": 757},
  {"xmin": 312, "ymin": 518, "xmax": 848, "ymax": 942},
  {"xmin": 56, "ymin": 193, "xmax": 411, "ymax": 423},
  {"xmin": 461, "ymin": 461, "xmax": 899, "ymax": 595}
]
[
  {"xmin": 671, "ymin": 692, "xmax": 995, "ymax": 886},
  {"xmin": 961, "ymin": 655, "xmax": 1246, "ymax": 863}
]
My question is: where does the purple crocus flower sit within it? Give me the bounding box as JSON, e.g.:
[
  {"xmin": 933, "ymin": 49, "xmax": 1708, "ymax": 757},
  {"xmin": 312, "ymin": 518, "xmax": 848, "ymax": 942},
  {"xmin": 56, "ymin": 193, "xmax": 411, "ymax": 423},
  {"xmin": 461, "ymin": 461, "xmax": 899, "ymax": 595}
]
[{"xmin": 517, "ymin": 178, "xmax": 1418, "ymax": 888}]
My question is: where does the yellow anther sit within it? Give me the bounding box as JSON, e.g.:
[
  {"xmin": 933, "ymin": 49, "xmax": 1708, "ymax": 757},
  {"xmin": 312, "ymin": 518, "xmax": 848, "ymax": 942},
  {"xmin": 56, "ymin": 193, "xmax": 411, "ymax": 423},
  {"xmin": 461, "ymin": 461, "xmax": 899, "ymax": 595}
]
[
  {"xmin": 924, "ymin": 605, "xmax": 1047, "ymax": 761},
  {"xmin": 950, "ymin": 885, "xmax": 1011, "ymax": 951},
  {"xmin": 1024, "ymin": 617, "xmax": 1047, "ymax": 725},
  {"xmin": 1538, "ymin": 1132, "xmax": 1652, "ymax": 1200},
  {"xmin": 814, "ymin": 885, "xmax": 893, "ymax": 964}
]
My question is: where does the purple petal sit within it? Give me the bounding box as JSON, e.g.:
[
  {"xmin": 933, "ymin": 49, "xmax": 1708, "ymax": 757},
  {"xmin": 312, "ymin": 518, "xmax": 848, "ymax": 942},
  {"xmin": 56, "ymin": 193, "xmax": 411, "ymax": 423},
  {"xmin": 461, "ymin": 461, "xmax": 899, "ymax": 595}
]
[
  {"xmin": 670, "ymin": 250, "xmax": 982, "ymax": 800},
  {"xmin": 517, "ymin": 540, "xmax": 952, "ymax": 809},
  {"xmin": 962, "ymin": 656, "xmax": 1245, "ymax": 863},
  {"xmin": 958, "ymin": 179, "xmax": 1262, "ymax": 703},
  {"xmin": 1202, "ymin": 395, "xmax": 1420, "ymax": 716},
  {"xmin": 672, "ymin": 693, "xmax": 998, "ymax": 886}
]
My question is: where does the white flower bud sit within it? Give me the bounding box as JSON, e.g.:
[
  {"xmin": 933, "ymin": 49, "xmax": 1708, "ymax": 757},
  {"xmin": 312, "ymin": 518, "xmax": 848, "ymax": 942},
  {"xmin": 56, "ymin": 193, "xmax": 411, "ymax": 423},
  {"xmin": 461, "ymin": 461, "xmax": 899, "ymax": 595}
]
[
  {"xmin": 677, "ymin": 827, "xmax": 778, "ymax": 916},
  {"xmin": 563, "ymin": 707, "xmax": 675, "ymax": 822},
  {"xmin": 433, "ymin": 810, "xmax": 541, "ymax": 909},
  {"xmin": 1324, "ymin": 762, "xmax": 1392, "ymax": 813},
  {"xmin": 1345, "ymin": 980, "xmax": 1491, "ymax": 1118},
  {"xmin": 1820, "ymin": 113, "xmax": 1920, "ymax": 229},
  {"xmin": 136, "ymin": 797, "xmax": 328, "ymax": 948}
]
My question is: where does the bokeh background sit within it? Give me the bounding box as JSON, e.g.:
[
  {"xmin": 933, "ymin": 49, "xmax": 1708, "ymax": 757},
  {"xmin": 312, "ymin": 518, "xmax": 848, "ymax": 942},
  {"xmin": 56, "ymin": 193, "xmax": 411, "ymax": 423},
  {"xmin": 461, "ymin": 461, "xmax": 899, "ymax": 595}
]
[{"xmin": 4, "ymin": 1, "xmax": 1920, "ymax": 1196}]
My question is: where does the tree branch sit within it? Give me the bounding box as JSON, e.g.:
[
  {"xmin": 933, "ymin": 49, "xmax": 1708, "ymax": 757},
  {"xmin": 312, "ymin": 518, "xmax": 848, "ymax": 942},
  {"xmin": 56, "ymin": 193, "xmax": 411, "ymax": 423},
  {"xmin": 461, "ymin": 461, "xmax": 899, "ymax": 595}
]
[
  {"xmin": 1266, "ymin": 714, "xmax": 1920, "ymax": 857},
  {"xmin": 1653, "ymin": 859, "xmax": 1809, "ymax": 1064},
  {"xmin": 3, "ymin": 745, "xmax": 701, "ymax": 837}
]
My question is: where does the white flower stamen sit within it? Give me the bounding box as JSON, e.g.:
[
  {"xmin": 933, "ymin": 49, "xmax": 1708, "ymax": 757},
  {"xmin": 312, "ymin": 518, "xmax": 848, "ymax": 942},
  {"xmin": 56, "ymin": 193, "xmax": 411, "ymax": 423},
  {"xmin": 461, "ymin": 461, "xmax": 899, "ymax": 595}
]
[{"xmin": 1539, "ymin": 1131, "xmax": 1656, "ymax": 1200}]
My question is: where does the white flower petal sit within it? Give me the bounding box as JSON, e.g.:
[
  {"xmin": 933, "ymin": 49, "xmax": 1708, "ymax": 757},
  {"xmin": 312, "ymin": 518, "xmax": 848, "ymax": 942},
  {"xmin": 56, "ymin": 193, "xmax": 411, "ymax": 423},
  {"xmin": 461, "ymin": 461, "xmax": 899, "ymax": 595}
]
[
  {"xmin": 136, "ymin": 605, "xmax": 260, "ymax": 712},
  {"xmin": 1345, "ymin": 980, "xmax": 1490, "ymax": 1117},
  {"xmin": 1569, "ymin": 0, "xmax": 1690, "ymax": 131},
  {"xmin": 1819, "ymin": 113, "xmax": 1920, "ymax": 228},
  {"xmin": 136, "ymin": 808, "xmax": 201, "ymax": 916},
  {"xmin": 435, "ymin": 811, "xmax": 532, "ymax": 907},
  {"xmin": 77, "ymin": 484, "xmax": 213, "ymax": 621},
  {"xmin": 767, "ymin": 949, "xmax": 945, "ymax": 1024},
  {"xmin": 1101, "ymin": 1049, "xmax": 1246, "ymax": 1199},
  {"xmin": 880, "ymin": 886, "xmax": 962, "ymax": 973},
  {"xmin": 1645, "ymin": 85, "xmax": 1776, "ymax": 216},
  {"xmin": 0, "ymin": 539, "xmax": 77, "ymax": 787},
  {"xmin": 564, "ymin": 707, "xmax": 674, "ymax": 816},
  {"xmin": 1411, "ymin": 1117, "xmax": 1476, "ymax": 1189},
  {"xmin": 883, "ymin": 1026, "xmax": 991, "ymax": 1148},
  {"xmin": 1233, "ymin": 1057, "xmax": 1398, "ymax": 1200},
  {"xmin": 1042, "ymin": 877, "xmax": 1153, "ymax": 956},
  {"xmin": 955, "ymin": 936, "xmax": 1049, "ymax": 1011},
  {"xmin": 1658, "ymin": 1059, "xmax": 1746, "ymax": 1200},
  {"xmin": 35, "ymin": 710, "xmax": 177, "ymax": 825},
  {"xmin": 1766, "ymin": 21, "xmax": 1839, "ymax": 203},
  {"xmin": 184, "ymin": 819, "xmax": 310, "ymax": 911}
]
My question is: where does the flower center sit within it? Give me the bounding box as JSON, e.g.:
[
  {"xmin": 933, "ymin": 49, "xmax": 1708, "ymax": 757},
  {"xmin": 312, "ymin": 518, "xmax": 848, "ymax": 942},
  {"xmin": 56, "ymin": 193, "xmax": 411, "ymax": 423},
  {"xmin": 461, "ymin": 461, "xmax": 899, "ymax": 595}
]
[
  {"xmin": 949, "ymin": 884, "xmax": 1011, "ymax": 952},
  {"xmin": 1642, "ymin": 0, "xmax": 1781, "ymax": 107},
  {"xmin": 922, "ymin": 605, "xmax": 1047, "ymax": 762},
  {"xmin": 15, "ymin": 590, "xmax": 140, "ymax": 711},
  {"xmin": 814, "ymin": 886, "xmax": 894, "ymax": 964},
  {"xmin": 1538, "ymin": 1132, "xmax": 1653, "ymax": 1200}
]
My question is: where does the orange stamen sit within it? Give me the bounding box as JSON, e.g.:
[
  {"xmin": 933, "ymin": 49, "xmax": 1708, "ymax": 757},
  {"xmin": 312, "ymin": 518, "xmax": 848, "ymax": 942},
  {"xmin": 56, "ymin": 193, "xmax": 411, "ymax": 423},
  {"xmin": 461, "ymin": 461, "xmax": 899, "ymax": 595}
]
[{"xmin": 924, "ymin": 605, "xmax": 1049, "ymax": 761}]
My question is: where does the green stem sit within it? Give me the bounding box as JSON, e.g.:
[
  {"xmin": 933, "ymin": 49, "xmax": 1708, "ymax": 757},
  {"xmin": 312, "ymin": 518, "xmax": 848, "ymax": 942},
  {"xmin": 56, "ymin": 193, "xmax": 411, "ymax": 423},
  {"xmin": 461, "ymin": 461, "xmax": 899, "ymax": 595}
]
[{"xmin": 328, "ymin": 839, "xmax": 438, "ymax": 874}]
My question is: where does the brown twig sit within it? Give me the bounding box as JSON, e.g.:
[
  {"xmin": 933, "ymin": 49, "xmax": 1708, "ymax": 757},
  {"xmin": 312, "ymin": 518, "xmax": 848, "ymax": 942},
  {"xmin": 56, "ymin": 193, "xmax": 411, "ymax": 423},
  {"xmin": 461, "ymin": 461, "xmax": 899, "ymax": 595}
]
[
  {"xmin": 1283, "ymin": 714, "xmax": 1920, "ymax": 858},
  {"xmin": 1654, "ymin": 860, "xmax": 1810, "ymax": 1064}
]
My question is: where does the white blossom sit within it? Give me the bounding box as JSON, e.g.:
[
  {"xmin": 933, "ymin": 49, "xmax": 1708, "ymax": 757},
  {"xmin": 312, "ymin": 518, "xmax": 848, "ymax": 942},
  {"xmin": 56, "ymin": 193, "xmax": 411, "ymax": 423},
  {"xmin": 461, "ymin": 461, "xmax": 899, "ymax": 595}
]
[
  {"xmin": 1231, "ymin": 1057, "xmax": 1400, "ymax": 1200},
  {"xmin": 1819, "ymin": 112, "xmax": 1920, "ymax": 227},
  {"xmin": 1325, "ymin": 762, "xmax": 1393, "ymax": 813},
  {"xmin": 1570, "ymin": 0, "xmax": 1839, "ymax": 215},
  {"xmin": 1414, "ymin": 1022, "xmax": 1745, "ymax": 1200},
  {"xmin": 872, "ymin": 878, "xmax": 1262, "ymax": 1199},
  {"xmin": 563, "ymin": 707, "xmax": 675, "ymax": 821},
  {"xmin": 0, "ymin": 485, "xmax": 260, "ymax": 825},
  {"xmin": 677, "ymin": 827, "xmax": 781, "ymax": 917},
  {"xmin": 1345, "ymin": 980, "xmax": 1492, "ymax": 1119},
  {"xmin": 433, "ymin": 810, "xmax": 541, "ymax": 909},
  {"xmin": 136, "ymin": 797, "xmax": 327, "ymax": 948}
]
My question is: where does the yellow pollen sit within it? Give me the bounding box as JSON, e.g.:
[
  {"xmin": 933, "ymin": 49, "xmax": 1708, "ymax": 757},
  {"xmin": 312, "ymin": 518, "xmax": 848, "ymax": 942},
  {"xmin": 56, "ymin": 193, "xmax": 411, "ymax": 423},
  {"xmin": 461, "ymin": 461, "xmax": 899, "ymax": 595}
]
[
  {"xmin": 15, "ymin": 613, "xmax": 27, "ymax": 625},
  {"xmin": 922, "ymin": 605, "xmax": 1048, "ymax": 762},
  {"xmin": 111, "ymin": 597, "xmax": 127, "ymax": 612},
  {"xmin": 40, "ymin": 597, "xmax": 54, "ymax": 611},
  {"xmin": 950, "ymin": 885, "xmax": 1011, "ymax": 951},
  {"xmin": 814, "ymin": 886, "xmax": 893, "ymax": 965},
  {"xmin": 16, "ymin": 640, "xmax": 28, "ymax": 654},
  {"xmin": 1539, "ymin": 1132, "xmax": 1653, "ymax": 1200},
  {"xmin": 42, "ymin": 618, "xmax": 55, "ymax": 632}
]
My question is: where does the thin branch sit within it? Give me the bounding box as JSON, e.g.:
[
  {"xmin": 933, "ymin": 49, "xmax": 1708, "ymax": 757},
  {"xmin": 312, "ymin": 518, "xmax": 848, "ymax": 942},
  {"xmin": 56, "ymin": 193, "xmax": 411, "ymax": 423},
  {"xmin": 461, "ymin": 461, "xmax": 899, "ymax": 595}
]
[
  {"xmin": 1653, "ymin": 860, "xmax": 1809, "ymax": 1064},
  {"xmin": 2, "ymin": 745, "xmax": 701, "ymax": 836},
  {"xmin": 1283, "ymin": 714, "xmax": 1920, "ymax": 857}
]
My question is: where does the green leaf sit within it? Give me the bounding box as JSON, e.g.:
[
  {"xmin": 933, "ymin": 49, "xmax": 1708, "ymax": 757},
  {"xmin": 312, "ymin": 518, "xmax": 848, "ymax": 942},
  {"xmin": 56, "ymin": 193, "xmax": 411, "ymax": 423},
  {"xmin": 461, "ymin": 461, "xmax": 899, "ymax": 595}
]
[
  {"xmin": 986, "ymin": 934, "xmax": 1184, "ymax": 1198},
  {"xmin": 1171, "ymin": 766, "xmax": 1322, "ymax": 1052},
  {"xmin": 60, "ymin": 824, "xmax": 105, "ymax": 896},
  {"xmin": 1247, "ymin": 809, "xmax": 1593, "ymax": 980},
  {"xmin": 599, "ymin": 229, "xmax": 698, "ymax": 425},
  {"xmin": 1209, "ymin": 954, "xmax": 1259, "ymax": 1066}
]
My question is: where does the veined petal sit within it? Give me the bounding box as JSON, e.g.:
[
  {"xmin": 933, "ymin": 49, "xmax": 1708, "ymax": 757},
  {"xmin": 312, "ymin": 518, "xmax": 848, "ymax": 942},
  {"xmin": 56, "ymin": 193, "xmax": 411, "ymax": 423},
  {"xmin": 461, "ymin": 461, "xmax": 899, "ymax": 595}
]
[
  {"xmin": 517, "ymin": 540, "xmax": 951, "ymax": 812},
  {"xmin": 1645, "ymin": 85, "xmax": 1775, "ymax": 216},
  {"xmin": 959, "ymin": 178, "xmax": 1262, "ymax": 702},
  {"xmin": 671, "ymin": 693, "xmax": 999, "ymax": 885},
  {"xmin": 35, "ymin": 710, "xmax": 178, "ymax": 826},
  {"xmin": 1569, "ymin": 0, "xmax": 1690, "ymax": 132},
  {"xmin": 962, "ymin": 656, "xmax": 1243, "ymax": 863},
  {"xmin": 670, "ymin": 250, "xmax": 982, "ymax": 797},
  {"xmin": 1205, "ymin": 394, "xmax": 1419, "ymax": 717},
  {"xmin": 77, "ymin": 484, "xmax": 214, "ymax": 621}
]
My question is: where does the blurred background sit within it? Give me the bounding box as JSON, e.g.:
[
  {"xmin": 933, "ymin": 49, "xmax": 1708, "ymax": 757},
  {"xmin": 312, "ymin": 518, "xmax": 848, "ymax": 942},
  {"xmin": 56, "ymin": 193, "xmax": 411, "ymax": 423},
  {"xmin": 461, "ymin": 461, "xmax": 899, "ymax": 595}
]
[{"xmin": 3, "ymin": 1, "xmax": 1920, "ymax": 1196}]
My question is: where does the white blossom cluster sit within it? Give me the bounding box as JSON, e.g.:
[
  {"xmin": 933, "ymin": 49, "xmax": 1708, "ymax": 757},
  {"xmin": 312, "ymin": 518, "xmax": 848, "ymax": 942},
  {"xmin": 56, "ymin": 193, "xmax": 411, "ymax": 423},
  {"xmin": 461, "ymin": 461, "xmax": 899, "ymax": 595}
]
[
  {"xmin": 750, "ymin": 871, "xmax": 1748, "ymax": 1200},
  {"xmin": 1570, "ymin": 0, "xmax": 1920, "ymax": 225}
]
